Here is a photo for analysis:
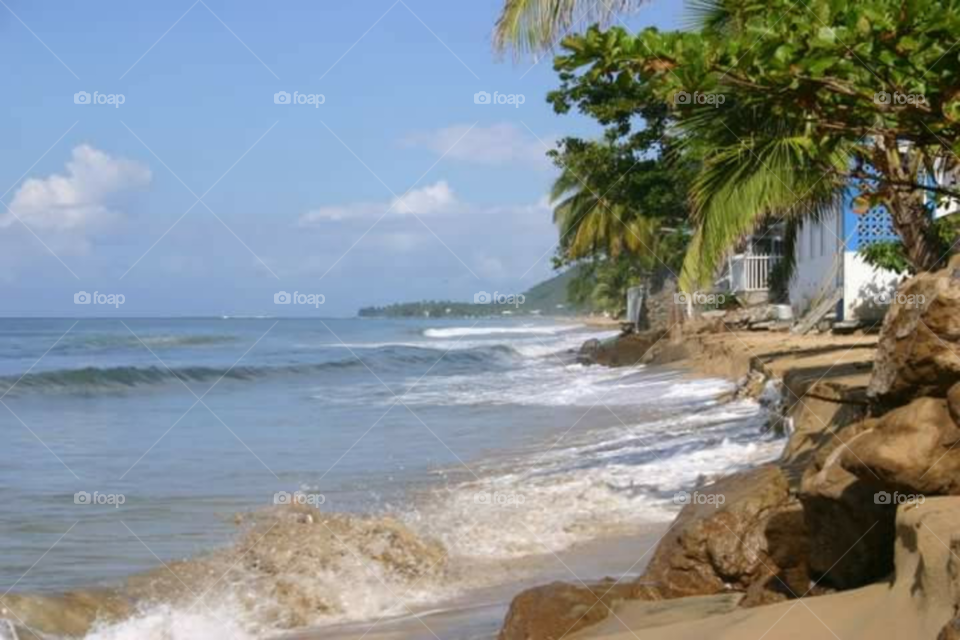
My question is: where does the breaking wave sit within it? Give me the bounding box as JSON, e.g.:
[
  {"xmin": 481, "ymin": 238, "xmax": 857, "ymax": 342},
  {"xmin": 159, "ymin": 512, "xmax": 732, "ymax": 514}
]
[
  {"xmin": 0, "ymin": 344, "xmax": 524, "ymax": 396},
  {"xmin": 422, "ymin": 325, "xmax": 583, "ymax": 339}
]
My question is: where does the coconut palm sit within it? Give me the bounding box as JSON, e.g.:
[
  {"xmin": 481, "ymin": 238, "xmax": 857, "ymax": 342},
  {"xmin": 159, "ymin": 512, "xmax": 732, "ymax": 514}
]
[
  {"xmin": 493, "ymin": 0, "xmax": 650, "ymax": 55},
  {"xmin": 675, "ymin": 99, "xmax": 850, "ymax": 291},
  {"xmin": 550, "ymin": 164, "xmax": 664, "ymax": 263},
  {"xmin": 493, "ymin": 0, "xmax": 737, "ymax": 54}
]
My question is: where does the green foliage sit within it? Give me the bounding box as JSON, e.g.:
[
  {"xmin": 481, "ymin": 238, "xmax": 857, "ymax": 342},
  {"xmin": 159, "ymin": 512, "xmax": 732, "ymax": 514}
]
[
  {"xmin": 562, "ymin": 256, "xmax": 646, "ymax": 317},
  {"xmin": 858, "ymin": 241, "xmax": 912, "ymax": 275},
  {"xmin": 493, "ymin": 0, "xmax": 650, "ymax": 55},
  {"xmin": 520, "ymin": 266, "xmax": 590, "ymax": 310},
  {"xmin": 858, "ymin": 216, "xmax": 960, "ymax": 274},
  {"xmin": 546, "ymin": 88, "xmax": 694, "ymax": 311},
  {"xmin": 547, "ymin": 0, "xmax": 960, "ymax": 289},
  {"xmin": 357, "ymin": 302, "xmax": 526, "ymax": 318},
  {"xmin": 357, "ymin": 270, "xmax": 591, "ymax": 317}
]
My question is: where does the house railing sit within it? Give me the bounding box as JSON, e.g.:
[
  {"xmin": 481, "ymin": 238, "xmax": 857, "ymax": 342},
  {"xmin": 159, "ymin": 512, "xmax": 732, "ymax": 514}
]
[{"xmin": 729, "ymin": 254, "xmax": 779, "ymax": 292}]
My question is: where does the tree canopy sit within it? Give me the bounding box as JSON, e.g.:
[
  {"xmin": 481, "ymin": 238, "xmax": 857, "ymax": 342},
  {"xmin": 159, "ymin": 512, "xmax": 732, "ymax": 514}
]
[{"xmin": 546, "ymin": 0, "xmax": 960, "ymax": 291}]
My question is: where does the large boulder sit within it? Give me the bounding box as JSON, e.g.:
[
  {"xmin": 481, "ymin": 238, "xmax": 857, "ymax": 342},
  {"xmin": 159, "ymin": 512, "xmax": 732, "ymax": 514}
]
[
  {"xmin": 800, "ymin": 383, "xmax": 960, "ymax": 590},
  {"xmin": 578, "ymin": 330, "xmax": 666, "ymax": 367},
  {"xmin": 868, "ymin": 256, "xmax": 960, "ymax": 404},
  {"xmin": 637, "ymin": 465, "xmax": 809, "ymax": 606},
  {"xmin": 838, "ymin": 393, "xmax": 960, "ymax": 495},
  {"xmin": 497, "ymin": 580, "xmax": 636, "ymax": 640},
  {"xmin": 799, "ymin": 417, "xmax": 898, "ymax": 589}
]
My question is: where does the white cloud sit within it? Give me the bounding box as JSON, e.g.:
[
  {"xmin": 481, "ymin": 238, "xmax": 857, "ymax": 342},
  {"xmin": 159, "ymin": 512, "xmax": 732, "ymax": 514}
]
[
  {"xmin": 391, "ymin": 181, "xmax": 457, "ymax": 215},
  {"xmin": 2, "ymin": 145, "xmax": 151, "ymax": 230},
  {"xmin": 300, "ymin": 181, "xmax": 552, "ymax": 228},
  {"xmin": 402, "ymin": 123, "xmax": 555, "ymax": 169},
  {"xmin": 300, "ymin": 181, "xmax": 462, "ymax": 223}
]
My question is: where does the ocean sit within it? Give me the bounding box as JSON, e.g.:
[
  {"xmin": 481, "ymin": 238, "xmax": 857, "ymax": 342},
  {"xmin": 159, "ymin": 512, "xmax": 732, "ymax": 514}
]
[{"xmin": 0, "ymin": 317, "xmax": 785, "ymax": 639}]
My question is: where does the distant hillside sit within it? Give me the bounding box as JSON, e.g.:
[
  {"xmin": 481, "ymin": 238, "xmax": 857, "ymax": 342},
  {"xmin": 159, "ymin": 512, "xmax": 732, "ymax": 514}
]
[
  {"xmin": 357, "ymin": 268, "xmax": 587, "ymax": 318},
  {"xmin": 519, "ymin": 267, "xmax": 585, "ymax": 311}
]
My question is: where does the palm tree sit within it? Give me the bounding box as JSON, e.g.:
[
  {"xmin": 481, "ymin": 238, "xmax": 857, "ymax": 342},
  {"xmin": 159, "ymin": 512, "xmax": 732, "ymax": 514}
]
[
  {"xmin": 494, "ymin": 0, "xmax": 650, "ymax": 55},
  {"xmin": 675, "ymin": 100, "xmax": 849, "ymax": 292},
  {"xmin": 550, "ymin": 164, "xmax": 662, "ymax": 262}
]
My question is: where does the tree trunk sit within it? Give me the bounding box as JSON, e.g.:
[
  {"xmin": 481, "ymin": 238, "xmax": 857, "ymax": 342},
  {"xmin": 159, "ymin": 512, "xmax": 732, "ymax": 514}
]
[
  {"xmin": 885, "ymin": 189, "xmax": 942, "ymax": 272},
  {"xmin": 876, "ymin": 142, "xmax": 944, "ymax": 273}
]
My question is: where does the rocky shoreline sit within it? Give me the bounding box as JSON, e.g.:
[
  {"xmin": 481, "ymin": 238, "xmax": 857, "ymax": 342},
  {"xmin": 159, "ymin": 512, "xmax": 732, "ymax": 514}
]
[{"xmin": 498, "ymin": 257, "xmax": 960, "ymax": 640}]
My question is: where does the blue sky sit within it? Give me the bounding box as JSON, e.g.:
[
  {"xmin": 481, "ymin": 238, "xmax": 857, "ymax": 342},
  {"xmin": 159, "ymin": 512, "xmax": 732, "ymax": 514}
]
[{"xmin": 0, "ymin": 0, "xmax": 683, "ymax": 316}]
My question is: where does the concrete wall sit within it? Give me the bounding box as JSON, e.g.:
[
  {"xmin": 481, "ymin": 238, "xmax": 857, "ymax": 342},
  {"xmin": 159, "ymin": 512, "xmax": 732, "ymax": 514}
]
[{"xmin": 842, "ymin": 252, "xmax": 901, "ymax": 323}]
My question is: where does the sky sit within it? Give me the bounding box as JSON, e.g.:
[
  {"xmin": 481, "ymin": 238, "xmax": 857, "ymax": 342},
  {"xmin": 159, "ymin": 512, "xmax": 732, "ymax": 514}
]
[{"xmin": 0, "ymin": 0, "xmax": 684, "ymax": 316}]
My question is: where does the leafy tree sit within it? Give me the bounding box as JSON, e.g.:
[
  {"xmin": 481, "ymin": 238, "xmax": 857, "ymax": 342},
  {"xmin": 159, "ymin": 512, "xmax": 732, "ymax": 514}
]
[
  {"xmin": 550, "ymin": 137, "xmax": 689, "ymax": 267},
  {"xmin": 545, "ymin": 126, "xmax": 693, "ymax": 316},
  {"xmin": 547, "ymin": 0, "xmax": 960, "ymax": 291}
]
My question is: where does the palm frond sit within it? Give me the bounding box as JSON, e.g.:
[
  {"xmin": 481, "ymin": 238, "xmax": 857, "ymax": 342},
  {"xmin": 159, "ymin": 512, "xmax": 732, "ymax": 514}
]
[
  {"xmin": 676, "ymin": 102, "xmax": 850, "ymax": 291},
  {"xmin": 493, "ymin": 0, "xmax": 650, "ymax": 56}
]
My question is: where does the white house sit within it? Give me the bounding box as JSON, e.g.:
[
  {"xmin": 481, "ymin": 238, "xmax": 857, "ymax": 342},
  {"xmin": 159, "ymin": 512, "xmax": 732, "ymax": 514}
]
[
  {"xmin": 717, "ymin": 226, "xmax": 784, "ymax": 305},
  {"xmin": 791, "ymin": 180, "xmax": 958, "ymax": 325}
]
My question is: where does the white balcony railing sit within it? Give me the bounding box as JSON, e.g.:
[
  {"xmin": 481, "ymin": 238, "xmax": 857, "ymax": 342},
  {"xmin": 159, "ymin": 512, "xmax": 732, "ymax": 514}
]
[{"xmin": 729, "ymin": 254, "xmax": 779, "ymax": 292}]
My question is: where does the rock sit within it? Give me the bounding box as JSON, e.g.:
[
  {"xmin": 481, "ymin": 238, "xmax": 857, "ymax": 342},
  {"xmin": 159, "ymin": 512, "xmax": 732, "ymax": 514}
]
[
  {"xmin": 941, "ymin": 617, "xmax": 960, "ymax": 640},
  {"xmin": 799, "ymin": 418, "xmax": 897, "ymax": 589},
  {"xmin": 497, "ymin": 580, "xmax": 636, "ymax": 640},
  {"xmin": 948, "ymin": 381, "xmax": 960, "ymax": 425},
  {"xmin": 577, "ymin": 330, "xmax": 666, "ymax": 367},
  {"xmin": 722, "ymin": 304, "xmax": 781, "ymax": 330},
  {"xmin": 893, "ymin": 497, "xmax": 960, "ymax": 638},
  {"xmin": 868, "ymin": 256, "xmax": 960, "ymax": 404},
  {"xmin": 637, "ymin": 465, "xmax": 809, "ymax": 604},
  {"xmin": 575, "ymin": 593, "xmax": 743, "ymax": 637},
  {"xmin": 838, "ymin": 393, "xmax": 960, "ymax": 495}
]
